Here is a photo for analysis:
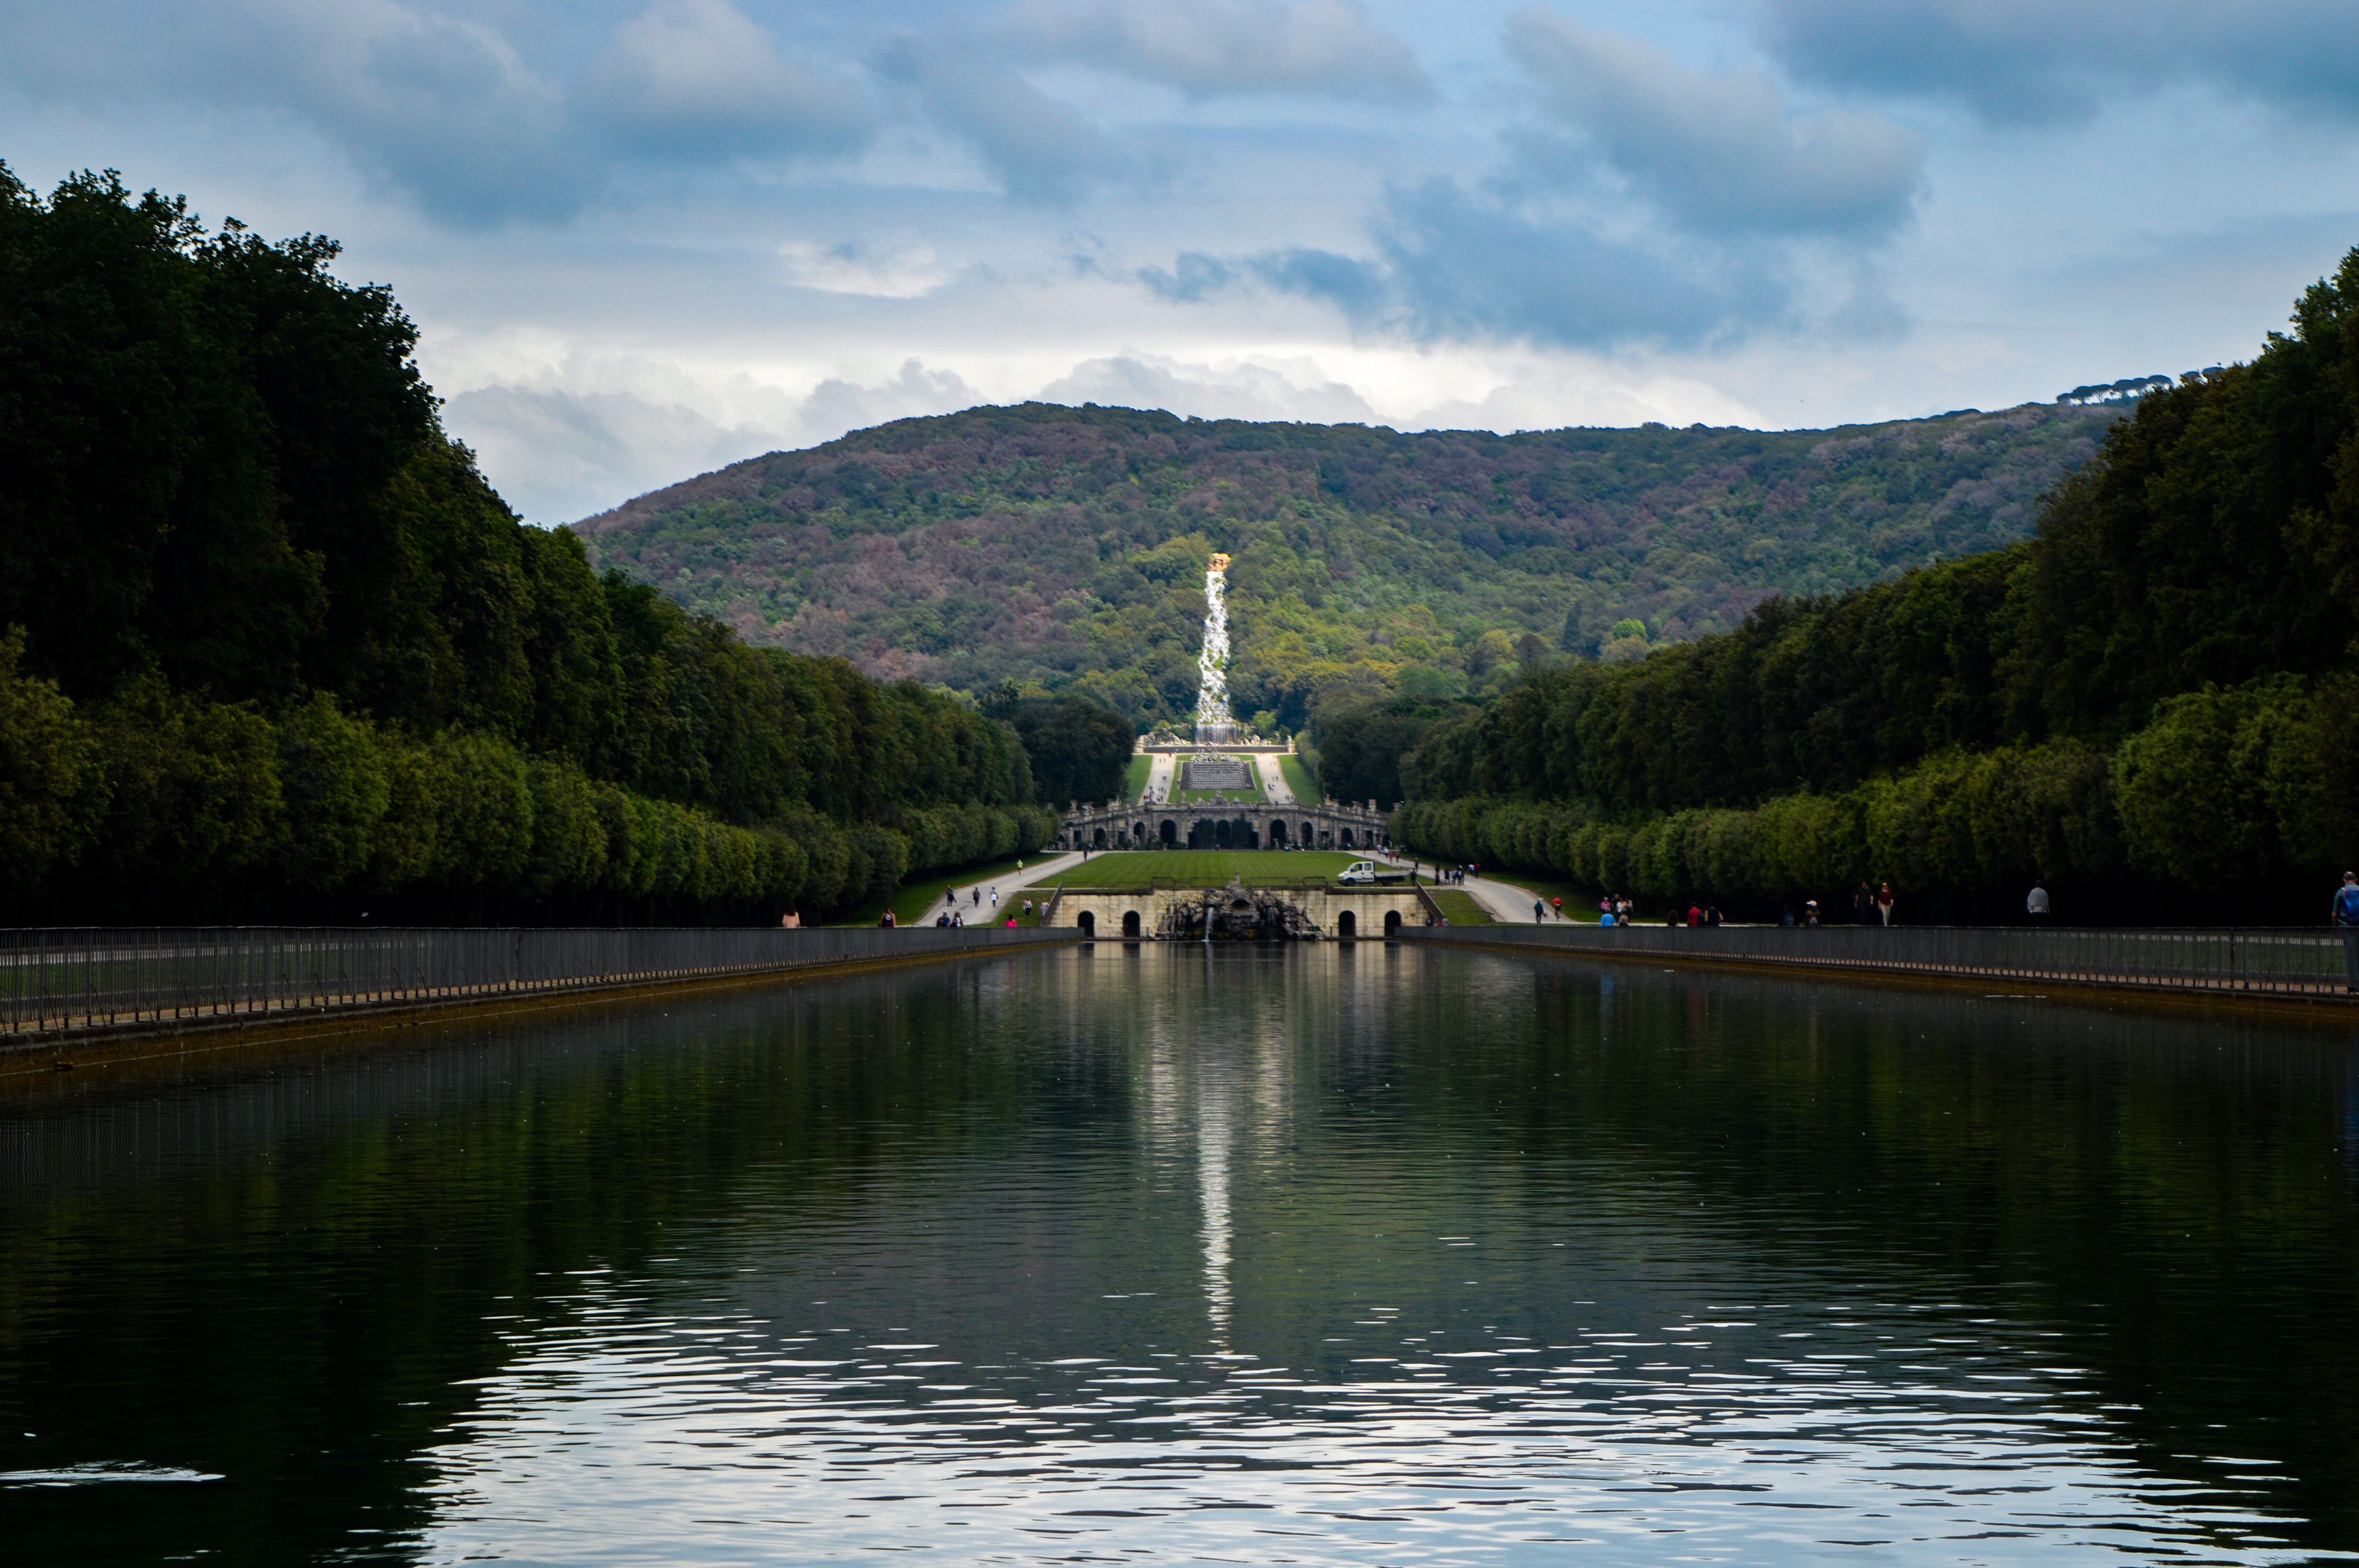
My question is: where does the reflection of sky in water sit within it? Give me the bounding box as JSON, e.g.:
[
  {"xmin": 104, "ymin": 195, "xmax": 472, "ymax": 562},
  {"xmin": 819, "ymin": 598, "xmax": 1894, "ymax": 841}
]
[
  {"xmin": 410, "ymin": 947, "xmax": 2312, "ymax": 1567},
  {"xmin": 419, "ymin": 1273, "xmax": 2299, "ymax": 1565}
]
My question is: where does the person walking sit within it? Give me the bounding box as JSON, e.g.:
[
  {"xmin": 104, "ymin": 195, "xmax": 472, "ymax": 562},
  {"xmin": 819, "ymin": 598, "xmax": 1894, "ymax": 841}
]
[
  {"xmin": 1875, "ymin": 882, "xmax": 1896, "ymax": 926},
  {"xmin": 1534, "ymin": 899, "xmax": 1547, "ymax": 923},
  {"xmin": 990, "ymin": 885, "xmax": 1000, "ymax": 909},
  {"xmin": 2335, "ymin": 872, "xmax": 2359, "ymax": 993},
  {"xmin": 1854, "ymin": 881, "xmax": 1875, "ymax": 925},
  {"xmin": 2027, "ymin": 881, "xmax": 2051, "ymax": 921}
]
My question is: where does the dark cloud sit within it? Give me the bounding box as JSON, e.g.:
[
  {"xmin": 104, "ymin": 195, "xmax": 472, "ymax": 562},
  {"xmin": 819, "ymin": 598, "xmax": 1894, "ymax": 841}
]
[
  {"xmin": 589, "ymin": 0, "xmax": 874, "ymax": 163},
  {"xmin": 1507, "ymin": 10, "xmax": 1922, "ymax": 238},
  {"xmin": 1002, "ymin": 0, "xmax": 1430, "ymax": 103},
  {"xmin": 1141, "ymin": 179, "xmax": 1782, "ymax": 351},
  {"xmin": 1750, "ymin": 0, "xmax": 2359, "ymax": 122},
  {"xmin": 876, "ymin": 33, "xmax": 1122, "ymax": 205},
  {"xmin": 1370, "ymin": 178, "xmax": 1777, "ymax": 349},
  {"xmin": 0, "ymin": 0, "xmax": 872, "ymax": 225}
]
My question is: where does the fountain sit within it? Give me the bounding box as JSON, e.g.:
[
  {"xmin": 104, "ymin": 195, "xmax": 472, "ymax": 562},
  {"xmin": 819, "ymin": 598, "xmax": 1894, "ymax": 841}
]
[{"xmin": 1157, "ymin": 877, "xmax": 1325, "ymax": 941}]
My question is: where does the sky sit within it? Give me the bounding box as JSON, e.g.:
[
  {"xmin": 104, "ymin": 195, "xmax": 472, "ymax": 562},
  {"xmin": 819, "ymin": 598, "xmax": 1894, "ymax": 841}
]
[{"xmin": 7, "ymin": 1, "xmax": 2358, "ymax": 524}]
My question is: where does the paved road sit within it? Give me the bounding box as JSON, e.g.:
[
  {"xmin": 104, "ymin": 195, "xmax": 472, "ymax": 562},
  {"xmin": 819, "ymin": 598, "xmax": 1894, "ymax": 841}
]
[
  {"xmin": 925, "ymin": 850, "xmax": 1097, "ymax": 922},
  {"xmin": 1139, "ymin": 753, "xmax": 1176, "ymax": 804},
  {"xmin": 1256, "ymin": 754, "xmax": 1297, "ymax": 804},
  {"xmin": 1373, "ymin": 848, "xmax": 1586, "ymax": 925}
]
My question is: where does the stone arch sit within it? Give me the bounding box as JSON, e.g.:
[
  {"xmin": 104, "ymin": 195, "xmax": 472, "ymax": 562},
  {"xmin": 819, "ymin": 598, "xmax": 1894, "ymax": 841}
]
[
  {"xmin": 1336, "ymin": 909, "xmax": 1356, "ymax": 940},
  {"xmin": 1122, "ymin": 909, "xmax": 1141, "ymax": 939},
  {"xmin": 1383, "ymin": 909, "xmax": 1402, "ymax": 937},
  {"xmin": 1340, "ymin": 826, "xmax": 1356, "ymax": 848},
  {"xmin": 1269, "ymin": 817, "xmax": 1289, "ymax": 845},
  {"xmin": 1160, "ymin": 818, "xmax": 1178, "ymax": 845},
  {"xmin": 1078, "ymin": 910, "xmax": 1096, "ymax": 938},
  {"xmin": 1093, "ymin": 827, "xmax": 1107, "ymax": 848}
]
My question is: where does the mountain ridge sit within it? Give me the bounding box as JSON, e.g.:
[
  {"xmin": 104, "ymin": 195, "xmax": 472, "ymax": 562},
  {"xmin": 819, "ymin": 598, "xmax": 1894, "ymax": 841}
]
[{"xmin": 572, "ymin": 398, "xmax": 2122, "ymax": 732}]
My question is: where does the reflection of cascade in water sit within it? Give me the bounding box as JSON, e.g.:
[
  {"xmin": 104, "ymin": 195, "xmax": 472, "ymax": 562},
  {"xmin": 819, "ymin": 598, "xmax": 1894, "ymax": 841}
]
[
  {"xmin": 1194, "ymin": 555, "xmax": 1241, "ymax": 745},
  {"xmin": 1196, "ymin": 1066, "xmax": 1234, "ymax": 1339}
]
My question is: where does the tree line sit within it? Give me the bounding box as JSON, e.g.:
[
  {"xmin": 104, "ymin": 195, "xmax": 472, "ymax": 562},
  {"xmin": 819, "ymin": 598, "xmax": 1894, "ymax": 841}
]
[
  {"xmin": 0, "ymin": 166, "xmax": 1097, "ymax": 923},
  {"xmin": 1379, "ymin": 248, "xmax": 2359, "ymax": 922}
]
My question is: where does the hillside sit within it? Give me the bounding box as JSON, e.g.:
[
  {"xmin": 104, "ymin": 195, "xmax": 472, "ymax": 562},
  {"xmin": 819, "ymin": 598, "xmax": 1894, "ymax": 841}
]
[{"xmin": 573, "ymin": 401, "xmax": 2121, "ymax": 732}]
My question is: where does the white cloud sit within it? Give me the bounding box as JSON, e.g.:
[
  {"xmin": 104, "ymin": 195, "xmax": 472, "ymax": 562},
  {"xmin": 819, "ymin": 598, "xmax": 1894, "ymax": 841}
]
[
  {"xmin": 778, "ymin": 241, "xmax": 955, "ymax": 298},
  {"xmin": 1040, "ymin": 351, "xmax": 1380, "ymax": 422},
  {"xmin": 440, "ymin": 355, "xmax": 982, "ymax": 522}
]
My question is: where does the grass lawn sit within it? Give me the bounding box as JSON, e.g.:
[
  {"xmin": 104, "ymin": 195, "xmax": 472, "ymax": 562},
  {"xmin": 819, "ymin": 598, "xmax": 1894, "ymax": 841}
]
[
  {"xmin": 1038, "ymin": 849, "xmax": 1362, "ymax": 889},
  {"xmin": 1277, "ymin": 753, "xmax": 1319, "ymax": 803},
  {"xmin": 1429, "ymin": 889, "xmax": 1495, "ymax": 925},
  {"xmin": 1169, "ymin": 778, "xmax": 1265, "ymax": 803},
  {"xmin": 835, "ymin": 854, "xmax": 1066, "ymax": 926},
  {"xmin": 1120, "ymin": 753, "xmax": 1152, "ymax": 803}
]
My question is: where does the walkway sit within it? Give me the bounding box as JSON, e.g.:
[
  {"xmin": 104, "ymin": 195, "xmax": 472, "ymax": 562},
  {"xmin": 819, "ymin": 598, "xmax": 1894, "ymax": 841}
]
[
  {"xmin": 1374, "ymin": 849, "xmax": 1565, "ymax": 925},
  {"xmin": 1255, "ymin": 754, "xmax": 1297, "ymax": 804},
  {"xmin": 929, "ymin": 850, "xmax": 1089, "ymax": 921}
]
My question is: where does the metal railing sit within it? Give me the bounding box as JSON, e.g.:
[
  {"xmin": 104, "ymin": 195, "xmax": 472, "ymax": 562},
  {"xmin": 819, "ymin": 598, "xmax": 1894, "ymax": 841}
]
[
  {"xmin": 0, "ymin": 925, "xmax": 1080, "ymax": 1040},
  {"xmin": 1401, "ymin": 922, "xmax": 2359, "ymax": 1000}
]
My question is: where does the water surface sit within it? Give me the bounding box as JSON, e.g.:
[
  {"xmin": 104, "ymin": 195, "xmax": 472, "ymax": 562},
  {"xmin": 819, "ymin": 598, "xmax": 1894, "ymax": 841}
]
[{"xmin": 5, "ymin": 944, "xmax": 2359, "ymax": 1564}]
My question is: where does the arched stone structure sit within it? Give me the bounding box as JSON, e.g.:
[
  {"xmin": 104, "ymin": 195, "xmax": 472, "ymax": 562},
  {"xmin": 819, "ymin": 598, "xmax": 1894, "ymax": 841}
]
[
  {"xmin": 1382, "ymin": 909, "xmax": 1402, "ymax": 937},
  {"xmin": 1078, "ymin": 910, "xmax": 1096, "ymax": 938},
  {"xmin": 1121, "ymin": 910, "xmax": 1141, "ymax": 939},
  {"xmin": 1336, "ymin": 909, "xmax": 1356, "ymax": 940},
  {"xmin": 1058, "ymin": 797, "xmax": 1394, "ymax": 857}
]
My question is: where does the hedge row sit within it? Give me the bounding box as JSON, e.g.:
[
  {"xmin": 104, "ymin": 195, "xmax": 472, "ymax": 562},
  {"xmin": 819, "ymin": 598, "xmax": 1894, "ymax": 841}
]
[
  {"xmin": 1391, "ymin": 676, "xmax": 2359, "ymax": 910},
  {"xmin": 2, "ymin": 637, "xmax": 1055, "ymax": 920}
]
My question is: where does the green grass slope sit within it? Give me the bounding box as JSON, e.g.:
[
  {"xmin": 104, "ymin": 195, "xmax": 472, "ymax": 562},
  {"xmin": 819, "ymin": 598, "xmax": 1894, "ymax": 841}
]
[{"xmin": 1040, "ymin": 850, "xmax": 1362, "ymax": 887}]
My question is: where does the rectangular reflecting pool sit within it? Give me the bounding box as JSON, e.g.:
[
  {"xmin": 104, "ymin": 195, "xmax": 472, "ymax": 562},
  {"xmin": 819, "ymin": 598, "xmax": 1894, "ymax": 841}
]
[{"xmin": 6, "ymin": 943, "xmax": 2359, "ymax": 1564}]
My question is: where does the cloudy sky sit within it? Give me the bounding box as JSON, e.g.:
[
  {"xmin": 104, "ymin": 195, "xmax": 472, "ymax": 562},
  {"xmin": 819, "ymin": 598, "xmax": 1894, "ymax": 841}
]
[{"xmin": 7, "ymin": 1, "xmax": 2357, "ymax": 522}]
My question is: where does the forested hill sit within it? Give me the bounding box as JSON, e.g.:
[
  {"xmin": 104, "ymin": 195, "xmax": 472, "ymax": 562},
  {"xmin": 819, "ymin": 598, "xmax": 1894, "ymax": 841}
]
[{"xmin": 575, "ymin": 400, "xmax": 2119, "ymax": 731}]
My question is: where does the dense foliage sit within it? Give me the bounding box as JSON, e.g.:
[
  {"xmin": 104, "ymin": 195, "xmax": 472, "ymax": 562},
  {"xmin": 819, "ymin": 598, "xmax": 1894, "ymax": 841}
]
[
  {"xmin": 1384, "ymin": 249, "xmax": 2359, "ymax": 921},
  {"xmin": 984, "ymin": 689, "xmax": 1137, "ymax": 809},
  {"xmin": 577, "ymin": 399, "xmax": 2119, "ymax": 734},
  {"xmin": 0, "ymin": 167, "xmax": 1060, "ymax": 923}
]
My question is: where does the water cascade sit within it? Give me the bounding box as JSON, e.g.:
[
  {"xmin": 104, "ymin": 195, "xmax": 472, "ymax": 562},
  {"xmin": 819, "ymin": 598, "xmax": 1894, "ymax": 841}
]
[{"xmin": 1194, "ymin": 553, "xmax": 1243, "ymax": 745}]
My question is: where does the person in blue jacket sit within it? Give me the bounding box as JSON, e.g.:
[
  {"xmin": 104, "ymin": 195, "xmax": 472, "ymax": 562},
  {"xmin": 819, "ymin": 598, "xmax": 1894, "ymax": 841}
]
[{"xmin": 2335, "ymin": 872, "xmax": 2359, "ymax": 994}]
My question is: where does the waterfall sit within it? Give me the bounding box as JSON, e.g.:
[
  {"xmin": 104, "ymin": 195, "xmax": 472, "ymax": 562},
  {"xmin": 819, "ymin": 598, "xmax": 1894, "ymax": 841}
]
[{"xmin": 1195, "ymin": 554, "xmax": 1240, "ymax": 744}]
